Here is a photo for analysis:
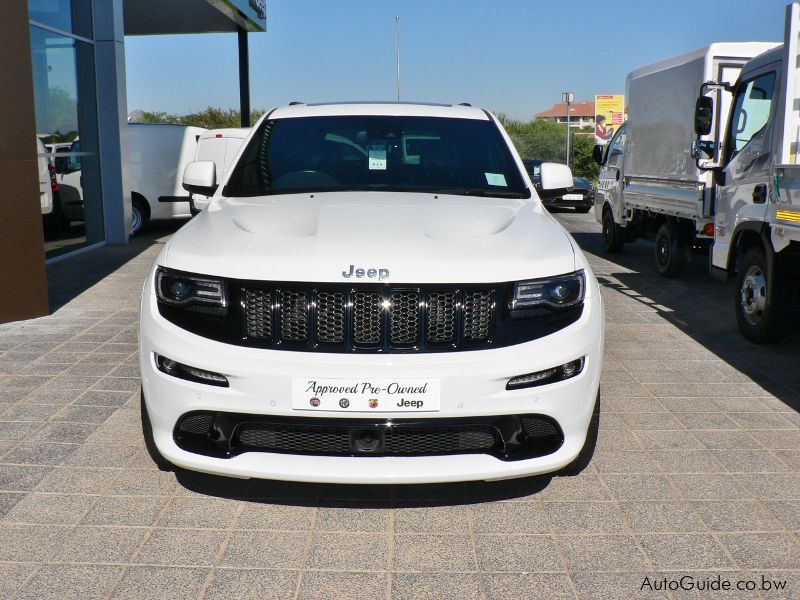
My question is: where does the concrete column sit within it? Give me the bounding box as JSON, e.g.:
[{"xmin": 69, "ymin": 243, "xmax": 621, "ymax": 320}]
[
  {"xmin": 93, "ymin": 0, "xmax": 131, "ymax": 243},
  {"xmin": 0, "ymin": 0, "xmax": 49, "ymax": 322}
]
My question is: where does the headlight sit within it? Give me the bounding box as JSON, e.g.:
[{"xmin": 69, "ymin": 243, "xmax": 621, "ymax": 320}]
[
  {"xmin": 155, "ymin": 267, "xmax": 227, "ymax": 314},
  {"xmin": 510, "ymin": 270, "xmax": 585, "ymax": 316}
]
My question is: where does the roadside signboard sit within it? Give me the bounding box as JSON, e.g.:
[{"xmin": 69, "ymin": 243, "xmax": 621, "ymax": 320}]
[{"xmin": 594, "ymin": 95, "xmax": 625, "ymax": 144}]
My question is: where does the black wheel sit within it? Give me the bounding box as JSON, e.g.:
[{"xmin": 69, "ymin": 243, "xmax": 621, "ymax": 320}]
[
  {"xmin": 735, "ymin": 246, "xmax": 784, "ymax": 343},
  {"xmin": 654, "ymin": 221, "xmax": 690, "ymax": 278},
  {"xmin": 131, "ymin": 197, "xmax": 149, "ymax": 236},
  {"xmin": 575, "ymin": 206, "xmax": 593, "ymax": 213},
  {"xmin": 140, "ymin": 389, "xmax": 174, "ymax": 471},
  {"xmin": 601, "ymin": 207, "xmax": 624, "ymax": 253}
]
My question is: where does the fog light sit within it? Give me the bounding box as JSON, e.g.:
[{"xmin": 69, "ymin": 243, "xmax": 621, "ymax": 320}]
[
  {"xmin": 506, "ymin": 357, "xmax": 585, "ymax": 390},
  {"xmin": 156, "ymin": 354, "xmax": 229, "ymax": 387}
]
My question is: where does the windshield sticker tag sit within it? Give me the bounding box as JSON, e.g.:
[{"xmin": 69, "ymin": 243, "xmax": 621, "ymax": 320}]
[
  {"xmin": 485, "ymin": 172, "xmax": 507, "ymax": 187},
  {"xmin": 368, "ymin": 146, "xmax": 387, "ymax": 170}
]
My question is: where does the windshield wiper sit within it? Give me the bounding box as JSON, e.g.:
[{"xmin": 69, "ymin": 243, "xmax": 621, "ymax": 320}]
[{"xmin": 430, "ymin": 188, "xmax": 528, "ymax": 199}]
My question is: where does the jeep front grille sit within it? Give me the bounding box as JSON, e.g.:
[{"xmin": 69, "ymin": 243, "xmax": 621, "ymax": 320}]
[{"xmin": 241, "ymin": 286, "xmax": 494, "ymax": 352}]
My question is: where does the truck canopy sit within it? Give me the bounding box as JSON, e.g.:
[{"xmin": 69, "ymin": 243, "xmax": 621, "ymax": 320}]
[{"xmin": 625, "ymin": 42, "xmax": 778, "ymax": 182}]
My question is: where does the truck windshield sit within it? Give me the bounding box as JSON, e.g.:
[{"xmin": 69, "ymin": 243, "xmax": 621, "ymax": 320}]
[{"xmin": 223, "ymin": 115, "xmax": 530, "ymax": 199}]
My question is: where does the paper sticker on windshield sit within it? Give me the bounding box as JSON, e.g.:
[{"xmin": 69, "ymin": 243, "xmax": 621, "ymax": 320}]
[
  {"xmin": 368, "ymin": 146, "xmax": 387, "ymax": 170},
  {"xmin": 485, "ymin": 172, "xmax": 507, "ymax": 187}
]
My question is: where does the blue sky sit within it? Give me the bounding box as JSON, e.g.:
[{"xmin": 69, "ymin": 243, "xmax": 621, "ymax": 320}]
[{"xmin": 125, "ymin": 0, "xmax": 789, "ymax": 120}]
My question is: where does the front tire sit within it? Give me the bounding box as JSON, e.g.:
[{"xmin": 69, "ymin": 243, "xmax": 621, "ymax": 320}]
[
  {"xmin": 654, "ymin": 221, "xmax": 690, "ymax": 278},
  {"xmin": 735, "ymin": 246, "xmax": 784, "ymax": 343},
  {"xmin": 140, "ymin": 390, "xmax": 174, "ymax": 471},
  {"xmin": 601, "ymin": 207, "xmax": 624, "ymax": 253}
]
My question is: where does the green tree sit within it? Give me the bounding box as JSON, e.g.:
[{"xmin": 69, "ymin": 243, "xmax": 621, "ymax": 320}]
[
  {"xmin": 496, "ymin": 113, "xmax": 599, "ymax": 180},
  {"xmin": 137, "ymin": 107, "xmax": 266, "ymax": 129}
]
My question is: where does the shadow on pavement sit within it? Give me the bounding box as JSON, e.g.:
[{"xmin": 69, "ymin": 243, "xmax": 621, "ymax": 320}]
[
  {"xmin": 47, "ymin": 219, "xmax": 187, "ymax": 312},
  {"xmin": 572, "ymin": 228, "xmax": 800, "ymax": 410}
]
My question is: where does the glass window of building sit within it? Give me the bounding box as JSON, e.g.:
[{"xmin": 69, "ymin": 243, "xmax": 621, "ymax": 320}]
[{"xmin": 29, "ymin": 3, "xmax": 102, "ymax": 258}]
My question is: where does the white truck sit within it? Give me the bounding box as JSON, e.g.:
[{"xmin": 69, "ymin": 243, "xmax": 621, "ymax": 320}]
[
  {"xmin": 595, "ymin": 3, "xmax": 800, "ymax": 343},
  {"xmin": 188, "ymin": 128, "xmax": 249, "ymax": 214},
  {"xmin": 127, "ymin": 123, "xmax": 206, "ymax": 233}
]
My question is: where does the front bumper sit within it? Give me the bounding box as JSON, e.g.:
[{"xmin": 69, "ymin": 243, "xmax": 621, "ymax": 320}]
[
  {"xmin": 139, "ymin": 287, "xmax": 603, "ymax": 484},
  {"xmin": 544, "ymin": 192, "xmax": 594, "ymax": 209}
]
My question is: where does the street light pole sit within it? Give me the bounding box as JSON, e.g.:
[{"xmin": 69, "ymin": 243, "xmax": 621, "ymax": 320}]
[
  {"xmin": 561, "ymin": 91, "xmax": 574, "ymax": 167},
  {"xmin": 395, "ymin": 17, "xmax": 400, "ymax": 102}
]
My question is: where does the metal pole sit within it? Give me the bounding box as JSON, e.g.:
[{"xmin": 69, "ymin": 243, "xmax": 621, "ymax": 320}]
[
  {"xmin": 395, "ymin": 17, "xmax": 400, "ymax": 102},
  {"xmin": 238, "ymin": 27, "xmax": 251, "ymax": 127},
  {"xmin": 566, "ymin": 98, "xmax": 571, "ymax": 166}
]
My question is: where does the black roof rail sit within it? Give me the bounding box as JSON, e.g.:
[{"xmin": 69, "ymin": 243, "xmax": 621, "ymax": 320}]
[
  {"xmin": 457, "ymin": 102, "xmax": 472, "ymax": 107},
  {"xmin": 288, "ymin": 101, "xmax": 305, "ymax": 106}
]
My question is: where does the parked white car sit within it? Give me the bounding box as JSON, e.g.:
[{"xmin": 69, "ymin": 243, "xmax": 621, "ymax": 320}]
[
  {"xmin": 127, "ymin": 123, "xmax": 206, "ymax": 233},
  {"xmin": 189, "ymin": 128, "xmax": 249, "ymax": 214},
  {"xmin": 36, "ymin": 137, "xmax": 54, "ymax": 215},
  {"xmin": 139, "ymin": 102, "xmax": 604, "ymax": 484}
]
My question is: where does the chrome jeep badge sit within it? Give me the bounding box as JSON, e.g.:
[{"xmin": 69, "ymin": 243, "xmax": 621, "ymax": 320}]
[{"xmin": 341, "ymin": 264, "xmax": 390, "ymax": 281}]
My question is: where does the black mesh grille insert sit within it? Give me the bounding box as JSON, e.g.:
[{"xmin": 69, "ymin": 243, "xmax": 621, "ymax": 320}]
[
  {"xmin": 384, "ymin": 426, "xmax": 496, "ymax": 454},
  {"xmin": 236, "ymin": 422, "xmax": 499, "ymax": 457},
  {"xmin": 521, "ymin": 417, "xmax": 560, "ymax": 440},
  {"xmin": 352, "ymin": 291, "xmax": 383, "ymax": 346},
  {"xmin": 463, "ymin": 291, "xmax": 493, "ymax": 341},
  {"xmin": 280, "ymin": 290, "xmax": 309, "ymax": 342},
  {"xmin": 316, "ymin": 290, "xmax": 345, "ymax": 344},
  {"xmin": 389, "ymin": 290, "xmax": 420, "ymax": 346},
  {"xmin": 243, "ymin": 289, "xmax": 272, "ymax": 340},
  {"xmin": 426, "ymin": 291, "xmax": 456, "ymax": 344},
  {"xmin": 238, "ymin": 424, "xmax": 351, "ymax": 453},
  {"xmin": 177, "ymin": 413, "xmax": 215, "ymax": 435}
]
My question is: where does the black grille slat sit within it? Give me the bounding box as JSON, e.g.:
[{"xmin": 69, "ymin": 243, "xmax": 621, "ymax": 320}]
[
  {"xmin": 389, "ymin": 290, "xmax": 420, "ymax": 346},
  {"xmin": 316, "ymin": 291, "xmax": 345, "ymax": 344},
  {"xmin": 426, "ymin": 291, "xmax": 456, "ymax": 344},
  {"xmin": 352, "ymin": 291, "xmax": 383, "ymax": 346},
  {"xmin": 177, "ymin": 414, "xmax": 215, "ymax": 435},
  {"xmin": 463, "ymin": 291, "xmax": 493, "ymax": 342},
  {"xmin": 244, "ymin": 289, "xmax": 272, "ymax": 340},
  {"xmin": 279, "ymin": 290, "xmax": 309, "ymax": 343},
  {"xmin": 240, "ymin": 285, "xmax": 496, "ymax": 351}
]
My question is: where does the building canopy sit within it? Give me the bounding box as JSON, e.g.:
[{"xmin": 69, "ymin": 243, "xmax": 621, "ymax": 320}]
[{"xmin": 124, "ymin": 0, "xmax": 266, "ymax": 35}]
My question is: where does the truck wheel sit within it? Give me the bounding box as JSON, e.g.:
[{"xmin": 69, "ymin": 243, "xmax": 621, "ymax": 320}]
[
  {"xmin": 601, "ymin": 207, "xmax": 624, "ymax": 253},
  {"xmin": 735, "ymin": 246, "xmax": 784, "ymax": 343},
  {"xmin": 140, "ymin": 389, "xmax": 175, "ymax": 472},
  {"xmin": 654, "ymin": 221, "xmax": 690, "ymax": 278},
  {"xmin": 131, "ymin": 196, "xmax": 149, "ymax": 236}
]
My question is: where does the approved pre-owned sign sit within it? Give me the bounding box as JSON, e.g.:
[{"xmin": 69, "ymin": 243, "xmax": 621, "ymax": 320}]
[{"xmin": 291, "ymin": 378, "xmax": 441, "ymax": 412}]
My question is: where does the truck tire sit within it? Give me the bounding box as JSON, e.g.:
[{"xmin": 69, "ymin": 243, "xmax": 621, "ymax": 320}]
[
  {"xmin": 601, "ymin": 207, "xmax": 624, "ymax": 253},
  {"xmin": 654, "ymin": 221, "xmax": 690, "ymax": 278},
  {"xmin": 735, "ymin": 246, "xmax": 784, "ymax": 343},
  {"xmin": 140, "ymin": 389, "xmax": 175, "ymax": 472},
  {"xmin": 131, "ymin": 195, "xmax": 150, "ymax": 236}
]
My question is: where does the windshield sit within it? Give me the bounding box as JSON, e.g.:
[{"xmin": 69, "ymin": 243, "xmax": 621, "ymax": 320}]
[{"xmin": 223, "ymin": 115, "xmax": 530, "ymax": 198}]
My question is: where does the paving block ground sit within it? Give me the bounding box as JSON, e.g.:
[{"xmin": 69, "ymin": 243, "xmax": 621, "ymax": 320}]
[{"xmin": 0, "ymin": 213, "xmax": 798, "ymax": 599}]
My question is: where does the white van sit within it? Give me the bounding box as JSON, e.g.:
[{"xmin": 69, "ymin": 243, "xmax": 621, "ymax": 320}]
[
  {"xmin": 189, "ymin": 128, "xmax": 249, "ymax": 214},
  {"xmin": 127, "ymin": 123, "xmax": 206, "ymax": 233},
  {"xmin": 36, "ymin": 138, "xmax": 54, "ymax": 215}
]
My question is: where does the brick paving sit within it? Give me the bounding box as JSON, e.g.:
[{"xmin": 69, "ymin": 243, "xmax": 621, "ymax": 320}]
[{"xmin": 0, "ymin": 213, "xmax": 798, "ymax": 599}]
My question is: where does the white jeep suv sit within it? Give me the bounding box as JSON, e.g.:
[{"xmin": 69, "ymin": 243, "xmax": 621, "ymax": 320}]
[{"xmin": 138, "ymin": 102, "xmax": 604, "ymax": 484}]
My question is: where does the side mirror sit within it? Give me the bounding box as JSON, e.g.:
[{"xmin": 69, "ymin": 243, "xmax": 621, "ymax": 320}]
[
  {"xmin": 182, "ymin": 161, "xmax": 217, "ymax": 196},
  {"xmin": 694, "ymin": 96, "xmax": 713, "ymax": 136},
  {"xmin": 538, "ymin": 162, "xmax": 573, "ymax": 198},
  {"xmin": 592, "ymin": 144, "xmax": 605, "ymax": 165}
]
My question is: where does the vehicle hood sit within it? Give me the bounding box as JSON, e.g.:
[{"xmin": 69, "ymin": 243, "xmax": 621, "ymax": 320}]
[{"xmin": 162, "ymin": 192, "xmax": 576, "ymax": 284}]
